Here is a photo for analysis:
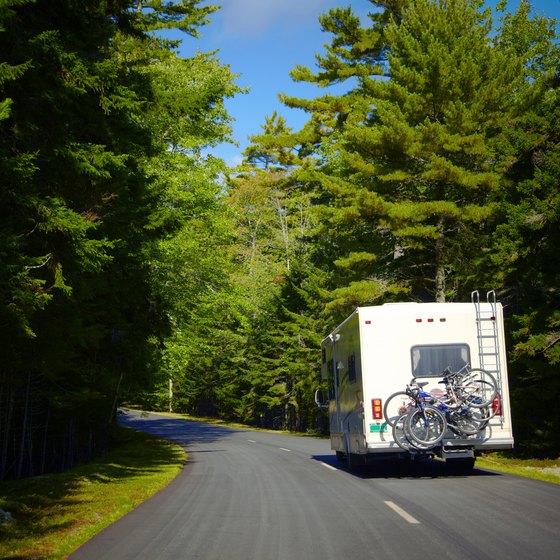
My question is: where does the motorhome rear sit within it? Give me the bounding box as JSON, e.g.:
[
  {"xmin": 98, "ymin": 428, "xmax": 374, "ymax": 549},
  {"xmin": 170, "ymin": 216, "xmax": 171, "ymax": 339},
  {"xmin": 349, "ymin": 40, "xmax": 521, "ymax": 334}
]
[{"xmin": 319, "ymin": 293, "xmax": 514, "ymax": 470}]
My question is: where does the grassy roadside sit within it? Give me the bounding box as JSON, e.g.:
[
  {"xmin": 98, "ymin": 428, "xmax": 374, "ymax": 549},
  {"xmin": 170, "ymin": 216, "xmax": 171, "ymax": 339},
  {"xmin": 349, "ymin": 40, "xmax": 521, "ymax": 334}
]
[
  {"xmin": 476, "ymin": 453, "xmax": 560, "ymax": 485},
  {"xmin": 0, "ymin": 425, "xmax": 185, "ymax": 560}
]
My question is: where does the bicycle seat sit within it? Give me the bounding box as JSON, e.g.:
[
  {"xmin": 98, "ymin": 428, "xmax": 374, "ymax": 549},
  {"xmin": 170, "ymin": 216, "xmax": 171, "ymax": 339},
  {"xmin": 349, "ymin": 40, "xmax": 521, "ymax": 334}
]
[{"xmin": 416, "ymin": 381, "xmax": 429, "ymax": 388}]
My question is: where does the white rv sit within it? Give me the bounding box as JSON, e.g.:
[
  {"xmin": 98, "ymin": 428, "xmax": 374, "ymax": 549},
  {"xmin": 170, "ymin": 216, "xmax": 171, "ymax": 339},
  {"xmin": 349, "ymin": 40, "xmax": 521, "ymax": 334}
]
[{"xmin": 318, "ymin": 292, "xmax": 514, "ymax": 470}]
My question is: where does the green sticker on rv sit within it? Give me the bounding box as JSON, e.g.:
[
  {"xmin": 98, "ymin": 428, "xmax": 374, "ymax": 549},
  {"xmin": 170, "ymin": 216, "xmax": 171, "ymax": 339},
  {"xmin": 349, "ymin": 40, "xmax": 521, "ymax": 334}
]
[{"xmin": 370, "ymin": 423, "xmax": 388, "ymax": 433}]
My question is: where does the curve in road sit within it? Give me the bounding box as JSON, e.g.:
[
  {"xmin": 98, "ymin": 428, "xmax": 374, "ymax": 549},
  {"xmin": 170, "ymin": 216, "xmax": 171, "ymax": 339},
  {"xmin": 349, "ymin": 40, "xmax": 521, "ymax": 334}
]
[{"xmin": 69, "ymin": 411, "xmax": 560, "ymax": 560}]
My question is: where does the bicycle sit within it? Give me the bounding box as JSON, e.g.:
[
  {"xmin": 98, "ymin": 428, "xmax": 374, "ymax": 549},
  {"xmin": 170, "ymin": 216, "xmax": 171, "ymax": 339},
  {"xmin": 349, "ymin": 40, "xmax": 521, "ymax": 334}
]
[
  {"xmin": 441, "ymin": 365, "xmax": 498, "ymax": 410},
  {"xmin": 388, "ymin": 381, "xmax": 447, "ymax": 448},
  {"xmin": 389, "ymin": 390, "xmax": 483, "ymax": 451},
  {"xmin": 436, "ymin": 368, "xmax": 497, "ymax": 433},
  {"xmin": 384, "ymin": 366, "xmax": 500, "ymax": 449},
  {"xmin": 384, "ymin": 365, "xmax": 498, "ymax": 427}
]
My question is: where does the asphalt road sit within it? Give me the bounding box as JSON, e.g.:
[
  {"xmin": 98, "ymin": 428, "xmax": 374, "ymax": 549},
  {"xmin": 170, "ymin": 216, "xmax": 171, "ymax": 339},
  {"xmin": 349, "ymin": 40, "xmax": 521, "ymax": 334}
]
[{"xmin": 69, "ymin": 410, "xmax": 560, "ymax": 560}]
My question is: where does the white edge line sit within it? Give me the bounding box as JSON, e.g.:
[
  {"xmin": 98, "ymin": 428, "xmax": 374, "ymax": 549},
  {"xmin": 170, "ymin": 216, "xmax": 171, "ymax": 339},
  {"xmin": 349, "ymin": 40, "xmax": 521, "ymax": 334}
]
[
  {"xmin": 247, "ymin": 439, "xmax": 256, "ymax": 443},
  {"xmin": 384, "ymin": 501, "xmax": 420, "ymax": 524},
  {"xmin": 319, "ymin": 461, "xmax": 337, "ymax": 471},
  {"xmin": 279, "ymin": 447, "xmax": 291, "ymax": 452}
]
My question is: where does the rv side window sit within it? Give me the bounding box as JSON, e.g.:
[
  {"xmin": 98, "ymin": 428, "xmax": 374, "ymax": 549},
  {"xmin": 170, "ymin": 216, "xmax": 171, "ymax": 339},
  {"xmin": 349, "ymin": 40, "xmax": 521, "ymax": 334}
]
[
  {"xmin": 348, "ymin": 352, "xmax": 356, "ymax": 383},
  {"xmin": 411, "ymin": 344, "xmax": 470, "ymax": 377},
  {"xmin": 327, "ymin": 360, "xmax": 335, "ymax": 400}
]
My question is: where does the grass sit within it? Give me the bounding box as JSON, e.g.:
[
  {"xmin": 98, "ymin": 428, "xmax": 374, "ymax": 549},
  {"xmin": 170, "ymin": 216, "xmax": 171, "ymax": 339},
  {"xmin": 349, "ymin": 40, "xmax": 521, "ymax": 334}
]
[
  {"xmin": 476, "ymin": 453, "xmax": 560, "ymax": 484},
  {"xmin": 0, "ymin": 425, "xmax": 186, "ymax": 560}
]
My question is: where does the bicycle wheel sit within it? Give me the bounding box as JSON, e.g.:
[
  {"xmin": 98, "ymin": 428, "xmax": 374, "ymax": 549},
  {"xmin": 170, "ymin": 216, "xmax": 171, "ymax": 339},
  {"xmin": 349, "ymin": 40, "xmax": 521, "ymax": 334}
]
[
  {"xmin": 392, "ymin": 413, "xmax": 414, "ymax": 451},
  {"xmin": 406, "ymin": 405, "xmax": 447, "ymax": 447},
  {"xmin": 461, "ymin": 368, "xmax": 497, "ymax": 386},
  {"xmin": 460, "ymin": 378, "xmax": 498, "ymax": 409},
  {"xmin": 392, "ymin": 413, "xmax": 433, "ymax": 451},
  {"xmin": 447, "ymin": 406, "xmax": 489, "ymax": 436},
  {"xmin": 384, "ymin": 391, "xmax": 413, "ymax": 428},
  {"xmin": 458, "ymin": 369, "xmax": 498, "ymax": 406}
]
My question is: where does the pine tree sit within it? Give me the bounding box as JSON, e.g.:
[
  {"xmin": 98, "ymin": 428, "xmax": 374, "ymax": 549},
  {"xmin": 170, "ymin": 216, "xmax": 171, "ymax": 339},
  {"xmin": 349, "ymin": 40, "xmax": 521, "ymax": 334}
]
[
  {"xmin": 282, "ymin": 0, "xmax": 526, "ymax": 305},
  {"xmin": 220, "ymin": 113, "xmax": 327, "ymax": 428},
  {"xmin": 488, "ymin": 1, "xmax": 560, "ymax": 455}
]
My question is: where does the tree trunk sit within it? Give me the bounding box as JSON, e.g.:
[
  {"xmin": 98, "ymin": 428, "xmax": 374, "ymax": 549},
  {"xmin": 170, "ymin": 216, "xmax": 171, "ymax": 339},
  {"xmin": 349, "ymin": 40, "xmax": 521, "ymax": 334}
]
[
  {"xmin": 435, "ymin": 220, "xmax": 446, "ymax": 303},
  {"xmin": 17, "ymin": 372, "xmax": 31, "ymax": 479},
  {"xmin": 109, "ymin": 371, "xmax": 124, "ymax": 425},
  {"xmin": 435, "ymin": 262, "xmax": 446, "ymax": 302},
  {"xmin": 40, "ymin": 403, "xmax": 51, "ymax": 475},
  {"xmin": 169, "ymin": 378, "xmax": 173, "ymax": 413},
  {"xmin": 0, "ymin": 389, "xmax": 14, "ymax": 480}
]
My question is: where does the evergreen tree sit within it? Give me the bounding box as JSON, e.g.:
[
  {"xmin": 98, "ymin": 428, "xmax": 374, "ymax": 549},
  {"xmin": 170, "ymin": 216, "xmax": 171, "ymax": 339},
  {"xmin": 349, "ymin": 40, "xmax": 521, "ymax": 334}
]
[
  {"xmin": 489, "ymin": 1, "xmax": 560, "ymax": 455},
  {"xmin": 283, "ymin": 0, "xmax": 525, "ymax": 307},
  {"xmin": 277, "ymin": 0, "xmax": 560, "ymax": 452},
  {"xmin": 0, "ymin": 0, "xmax": 239, "ymax": 478},
  {"xmin": 220, "ymin": 113, "xmax": 325, "ymax": 428}
]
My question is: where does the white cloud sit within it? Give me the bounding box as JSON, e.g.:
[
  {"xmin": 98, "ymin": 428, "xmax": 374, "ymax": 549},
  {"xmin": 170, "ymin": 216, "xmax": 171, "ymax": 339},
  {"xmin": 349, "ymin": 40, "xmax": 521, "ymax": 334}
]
[{"xmin": 215, "ymin": 0, "xmax": 325, "ymax": 37}]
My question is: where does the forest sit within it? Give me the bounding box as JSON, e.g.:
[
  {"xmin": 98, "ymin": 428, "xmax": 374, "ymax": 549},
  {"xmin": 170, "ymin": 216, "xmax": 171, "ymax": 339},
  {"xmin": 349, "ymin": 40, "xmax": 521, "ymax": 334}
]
[{"xmin": 1, "ymin": 0, "xmax": 559, "ymax": 480}]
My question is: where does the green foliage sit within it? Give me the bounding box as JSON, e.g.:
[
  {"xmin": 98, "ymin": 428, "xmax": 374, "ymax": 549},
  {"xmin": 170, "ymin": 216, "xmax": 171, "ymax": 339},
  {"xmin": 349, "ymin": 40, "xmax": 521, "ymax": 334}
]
[
  {"xmin": 0, "ymin": 0, "xmax": 241, "ymax": 478},
  {"xmin": 130, "ymin": 0, "xmax": 218, "ymax": 35},
  {"xmin": 491, "ymin": 66, "xmax": 560, "ymax": 456},
  {"xmin": 495, "ymin": 0, "xmax": 559, "ymax": 79},
  {"xmin": 209, "ymin": 0, "xmax": 560, "ymax": 456}
]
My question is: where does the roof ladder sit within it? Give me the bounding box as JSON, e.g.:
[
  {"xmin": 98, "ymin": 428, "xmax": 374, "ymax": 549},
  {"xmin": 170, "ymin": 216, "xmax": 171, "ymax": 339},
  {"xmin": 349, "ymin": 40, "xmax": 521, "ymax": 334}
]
[{"xmin": 472, "ymin": 290, "xmax": 503, "ymax": 425}]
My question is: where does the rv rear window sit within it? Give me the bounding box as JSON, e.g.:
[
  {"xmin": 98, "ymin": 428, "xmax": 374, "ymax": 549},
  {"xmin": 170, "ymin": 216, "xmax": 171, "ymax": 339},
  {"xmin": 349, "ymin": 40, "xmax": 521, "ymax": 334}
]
[{"xmin": 411, "ymin": 344, "xmax": 470, "ymax": 378}]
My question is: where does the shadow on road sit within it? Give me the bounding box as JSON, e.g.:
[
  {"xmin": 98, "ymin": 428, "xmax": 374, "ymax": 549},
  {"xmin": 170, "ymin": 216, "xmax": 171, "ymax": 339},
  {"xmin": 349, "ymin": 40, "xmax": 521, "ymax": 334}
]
[
  {"xmin": 119, "ymin": 411, "xmax": 241, "ymax": 449},
  {"xmin": 312, "ymin": 454, "xmax": 500, "ymax": 479}
]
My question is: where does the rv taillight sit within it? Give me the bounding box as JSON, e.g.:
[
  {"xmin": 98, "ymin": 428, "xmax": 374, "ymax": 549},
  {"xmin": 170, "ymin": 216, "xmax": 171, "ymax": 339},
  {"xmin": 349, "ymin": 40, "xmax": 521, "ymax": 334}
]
[
  {"xmin": 492, "ymin": 395, "xmax": 502, "ymax": 416},
  {"xmin": 372, "ymin": 399, "xmax": 382, "ymax": 420}
]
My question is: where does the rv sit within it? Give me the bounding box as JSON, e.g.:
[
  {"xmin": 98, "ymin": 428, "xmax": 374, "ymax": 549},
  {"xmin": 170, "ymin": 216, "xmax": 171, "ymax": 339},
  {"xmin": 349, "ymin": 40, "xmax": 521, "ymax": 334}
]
[{"xmin": 317, "ymin": 291, "xmax": 514, "ymax": 471}]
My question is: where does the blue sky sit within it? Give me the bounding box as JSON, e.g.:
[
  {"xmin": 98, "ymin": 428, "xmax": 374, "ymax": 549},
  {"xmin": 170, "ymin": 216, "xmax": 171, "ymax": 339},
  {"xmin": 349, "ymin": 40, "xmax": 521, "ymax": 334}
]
[{"xmin": 178, "ymin": 0, "xmax": 560, "ymax": 167}]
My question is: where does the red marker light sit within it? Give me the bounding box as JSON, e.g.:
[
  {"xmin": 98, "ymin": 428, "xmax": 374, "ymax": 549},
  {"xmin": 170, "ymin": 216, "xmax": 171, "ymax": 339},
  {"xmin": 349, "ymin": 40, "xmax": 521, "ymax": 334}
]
[
  {"xmin": 372, "ymin": 399, "xmax": 383, "ymax": 419},
  {"xmin": 492, "ymin": 395, "xmax": 502, "ymax": 416}
]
